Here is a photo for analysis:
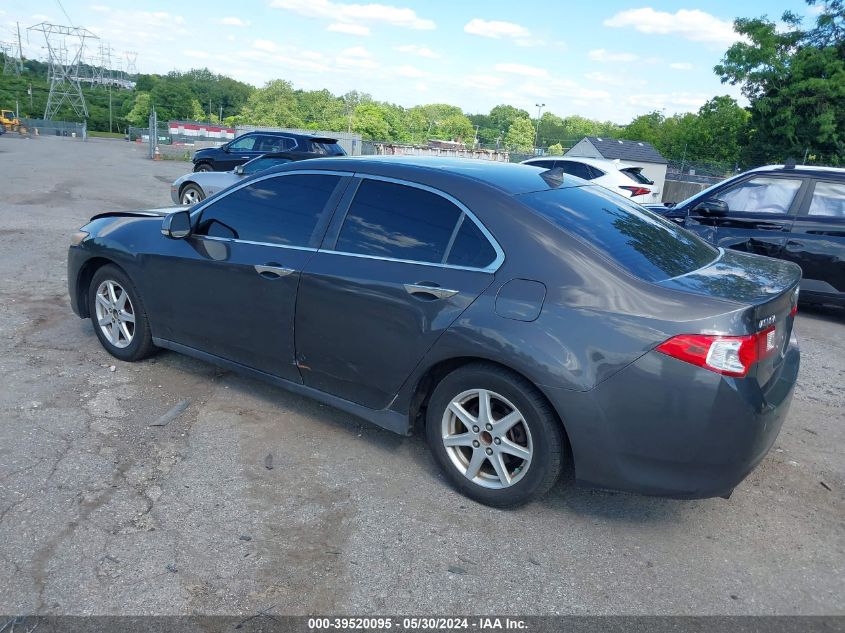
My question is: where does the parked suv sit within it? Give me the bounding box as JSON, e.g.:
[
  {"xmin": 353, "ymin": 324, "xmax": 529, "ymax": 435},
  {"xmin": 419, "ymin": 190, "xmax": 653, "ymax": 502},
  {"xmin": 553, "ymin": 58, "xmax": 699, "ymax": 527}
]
[
  {"xmin": 522, "ymin": 156, "xmax": 661, "ymax": 203},
  {"xmin": 647, "ymin": 165, "xmax": 845, "ymax": 307},
  {"xmin": 192, "ymin": 131, "xmax": 345, "ymax": 172}
]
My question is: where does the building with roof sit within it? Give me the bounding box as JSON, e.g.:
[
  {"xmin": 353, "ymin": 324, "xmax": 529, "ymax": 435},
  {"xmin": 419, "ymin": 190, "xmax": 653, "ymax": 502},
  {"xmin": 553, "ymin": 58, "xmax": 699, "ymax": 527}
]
[{"xmin": 565, "ymin": 136, "xmax": 668, "ymax": 194}]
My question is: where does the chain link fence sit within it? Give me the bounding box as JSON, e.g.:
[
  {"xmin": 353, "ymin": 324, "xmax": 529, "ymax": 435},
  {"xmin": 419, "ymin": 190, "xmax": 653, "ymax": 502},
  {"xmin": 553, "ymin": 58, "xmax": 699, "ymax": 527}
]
[{"xmin": 19, "ymin": 118, "xmax": 86, "ymax": 139}]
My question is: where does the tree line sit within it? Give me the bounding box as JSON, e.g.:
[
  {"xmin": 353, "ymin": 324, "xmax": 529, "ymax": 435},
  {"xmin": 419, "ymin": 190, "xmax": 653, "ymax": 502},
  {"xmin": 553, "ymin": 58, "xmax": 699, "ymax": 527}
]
[{"xmin": 0, "ymin": 0, "xmax": 841, "ymax": 169}]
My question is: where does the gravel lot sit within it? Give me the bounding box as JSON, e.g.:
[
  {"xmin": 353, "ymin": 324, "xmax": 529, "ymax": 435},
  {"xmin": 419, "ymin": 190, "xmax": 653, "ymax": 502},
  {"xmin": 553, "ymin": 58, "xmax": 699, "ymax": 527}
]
[{"xmin": 0, "ymin": 135, "xmax": 843, "ymax": 616}]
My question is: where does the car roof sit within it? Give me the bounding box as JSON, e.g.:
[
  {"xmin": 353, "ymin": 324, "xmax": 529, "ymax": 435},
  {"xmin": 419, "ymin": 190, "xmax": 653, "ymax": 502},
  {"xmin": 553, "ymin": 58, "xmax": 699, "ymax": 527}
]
[
  {"xmin": 240, "ymin": 130, "xmax": 338, "ymax": 142},
  {"xmin": 523, "ymin": 156, "xmax": 637, "ymax": 171},
  {"xmin": 270, "ymin": 155, "xmax": 586, "ymax": 195},
  {"xmin": 745, "ymin": 164, "xmax": 845, "ymax": 178}
]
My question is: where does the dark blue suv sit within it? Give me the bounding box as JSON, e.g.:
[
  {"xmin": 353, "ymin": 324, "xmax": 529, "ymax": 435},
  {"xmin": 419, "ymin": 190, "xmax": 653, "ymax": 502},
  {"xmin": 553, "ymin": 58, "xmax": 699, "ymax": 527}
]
[{"xmin": 192, "ymin": 131, "xmax": 345, "ymax": 172}]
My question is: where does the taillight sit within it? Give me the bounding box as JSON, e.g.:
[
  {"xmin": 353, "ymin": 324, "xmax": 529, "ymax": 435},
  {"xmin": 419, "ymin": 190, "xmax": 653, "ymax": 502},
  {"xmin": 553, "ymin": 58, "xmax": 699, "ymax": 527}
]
[
  {"xmin": 656, "ymin": 329, "xmax": 777, "ymax": 377},
  {"xmin": 620, "ymin": 185, "xmax": 651, "ymax": 197}
]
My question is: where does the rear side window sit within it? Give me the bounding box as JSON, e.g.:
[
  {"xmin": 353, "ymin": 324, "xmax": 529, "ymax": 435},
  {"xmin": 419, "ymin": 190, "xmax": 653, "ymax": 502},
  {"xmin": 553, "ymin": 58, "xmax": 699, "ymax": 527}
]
[
  {"xmin": 527, "ymin": 160, "xmax": 557, "ymax": 169},
  {"xmin": 717, "ymin": 177, "xmax": 802, "ymax": 214},
  {"xmin": 808, "ymin": 181, "xmax": 845, "ymax": 218},
  {"xmin": 520, "ymin": 185, "xmax": 718, "ymax": 282},
  {"xmin": 447, "ymin": 217, "xmax": 497, "ymax": 268},
  {"xmin": 621, "ymin": 168, "xmax": 652, "ymax": 184},
  {"xmin": 560, "ymin": 161, "xmax": 593, "ymax": 181},
  {"xmin": 336, "ymin": 180, "xmax": 462, "ymax": 263},
  {"xmin": 196, "ymin": 174, "xmax": 340, "ymax": 246},
  {"xmin": 311, "ymin": 141, "xmax": 346, "ymax": 156}
]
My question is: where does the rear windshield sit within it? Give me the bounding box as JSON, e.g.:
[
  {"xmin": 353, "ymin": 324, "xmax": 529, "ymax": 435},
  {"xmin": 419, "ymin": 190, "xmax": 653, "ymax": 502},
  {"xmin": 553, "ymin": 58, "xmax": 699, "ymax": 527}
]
[
  {"xmin": 310, "ymin": 141, "xmax": 346, "ymax": 156},
  {"xmin": 520, "ymin": 185, "xmax": 718, "ymax": 282},
  {"xmin": 620, "ymin": 168, "xmax": 652, "ymax": 184}
]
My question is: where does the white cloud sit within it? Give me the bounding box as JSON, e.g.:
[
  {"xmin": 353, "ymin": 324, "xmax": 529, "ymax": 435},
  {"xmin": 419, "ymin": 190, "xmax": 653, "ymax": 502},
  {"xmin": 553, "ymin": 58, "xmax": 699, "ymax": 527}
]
[
  {"xmin": 396, "ymin": 64, "xmax": 428, "ymax": 78},
  {"xmin": 463, "ymin": 74, "xmax": 506, "ymax": 90},
  {"xmin": 337, "ymin": 46, "xmax": 378, "ymax": 69},
  {"xmin": 394, "ymin": 44, "xmax": 439, "ymax": 59},
  {"xmin": 670, "ymin": 62, "xmax": 693, "ymax": 70},
  {"xmin": 270, "ymin": 0, "xmax": 435, "ymax": 30},
  {"xmin": 627, "ymin": 92, "xmax": 711, "ymax": 110},
  {"xmin": 89, "ymin": 5, "xmax": 110, "ymax": 12},
  {"xmin": 217, "ymin": 16, "xmax": 251, "ymax": 27},
  {"xmin": 464, "ymin": 18, "xmax": 530, "ymax": 40},
  {"xmin": 588, "ymin": 48, "xmax": 639, "ymax": 63},
  {"xmin": 327, "ymin": 23, "xmax": 370, "ymax": 35},
  {"xmin": 184, "ymin": 50, "xmax": 211, "ymax": 59},
  {"xmin": 494, "ymin": 63, "xmax": 548, "ymax": 77},
  {"xmin": 604, "ymin": 8, "xmax": 742, "ymax": 47},
  {"xmin": 584, "ymin": 71, "xmax": 647, "ymax": 87},
  {"xmin": 253, "ymin": 39, "xmax": 279, "ymax": 53}
]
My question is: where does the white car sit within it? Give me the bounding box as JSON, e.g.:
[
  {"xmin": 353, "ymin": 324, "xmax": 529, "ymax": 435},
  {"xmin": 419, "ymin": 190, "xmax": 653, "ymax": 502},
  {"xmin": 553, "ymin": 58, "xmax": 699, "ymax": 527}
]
[{"xmin": 521, "ymin": 156, "xmax": 661, "ymax": 203}]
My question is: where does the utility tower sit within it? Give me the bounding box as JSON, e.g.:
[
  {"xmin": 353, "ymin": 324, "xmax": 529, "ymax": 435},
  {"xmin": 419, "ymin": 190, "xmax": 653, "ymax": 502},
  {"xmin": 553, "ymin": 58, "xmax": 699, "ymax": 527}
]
[
  {"xmin": 27, "ymin": 22, "xmax": 98, "ymax": 120},
  {"xmin": 1, "ymin": 42, "xmax": 19, "ymax": 75},
  {"xmin": 124, "ymin": 51, "xmax": 138, "ymax": 77}
]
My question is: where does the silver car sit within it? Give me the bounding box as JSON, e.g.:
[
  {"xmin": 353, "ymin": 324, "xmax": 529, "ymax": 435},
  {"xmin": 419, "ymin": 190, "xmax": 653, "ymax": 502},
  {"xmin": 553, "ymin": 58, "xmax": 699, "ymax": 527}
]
[{"xmin": 170, "ymin": 152, "xmax": 319, "ymax": 205}]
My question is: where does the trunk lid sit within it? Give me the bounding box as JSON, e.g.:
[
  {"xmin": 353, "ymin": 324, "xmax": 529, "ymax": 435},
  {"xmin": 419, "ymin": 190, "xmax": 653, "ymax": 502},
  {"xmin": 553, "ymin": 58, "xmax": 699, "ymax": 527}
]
[{"xmin": 659, "ymin": 248, "xmax": 801, "ymax": 385}]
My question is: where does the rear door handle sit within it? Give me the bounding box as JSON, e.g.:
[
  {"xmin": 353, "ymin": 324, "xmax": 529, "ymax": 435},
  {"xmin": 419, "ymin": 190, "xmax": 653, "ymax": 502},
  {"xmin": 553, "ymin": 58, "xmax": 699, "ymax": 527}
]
[
  {"xmin": 756, "ymin": 222, "xmax": 787, "ymax": 231},
  {"xmin": 254, "ymin": 264, "xmax": 295, "ymax": 279},
  {"xmin": 403, "ymin": 283, "xmax": 459, "ymax": 300}
]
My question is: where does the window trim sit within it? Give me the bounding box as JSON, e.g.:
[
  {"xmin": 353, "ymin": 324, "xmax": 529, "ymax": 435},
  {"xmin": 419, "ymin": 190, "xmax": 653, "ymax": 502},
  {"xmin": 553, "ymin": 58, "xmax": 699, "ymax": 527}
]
[
  {"xmin": 323, "ymin": 174, "xmax": 505, "ymax": 273},
  {"xmin": 188, "ymin": 169, "xmax": 351, "ymax": 250}
]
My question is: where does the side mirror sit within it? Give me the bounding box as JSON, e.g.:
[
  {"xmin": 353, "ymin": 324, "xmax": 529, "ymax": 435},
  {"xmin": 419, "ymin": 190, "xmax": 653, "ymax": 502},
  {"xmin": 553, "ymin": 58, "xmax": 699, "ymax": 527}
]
[
  {"xmin": 234, "ymin": 165, "xmax": 244, "ymax": 175},
  {"xmin": 692, "ymin": 198, "xmax": 729, "ymax": 217},
  {"xmin": 161, "ymin": 210, "xmax": 192, "ymax": 239}
]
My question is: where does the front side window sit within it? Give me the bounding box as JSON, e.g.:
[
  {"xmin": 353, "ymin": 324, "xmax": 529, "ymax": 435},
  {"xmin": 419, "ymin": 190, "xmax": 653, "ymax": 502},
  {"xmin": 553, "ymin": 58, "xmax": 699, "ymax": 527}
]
[
  {"xmin": 808, "ymin": 181, "xmax": 845, "ymax": 218},
  {"xmin": 196, "ymin": 174, "xmax": 340, "ymax": 246},
  {"xmin": 228, "ymin": 136, "xmax": 257, "ymax": 151},
  {"xmin": 520, "ymin": 184, "xmax": 718, "ymax": 282},
  {"xmin": 336, "ymin": 180, "xmax": 463, "ymax": 263},
  {"xmin": 717, "ymin": 177, "xmax": 802, "ymax": 214}
]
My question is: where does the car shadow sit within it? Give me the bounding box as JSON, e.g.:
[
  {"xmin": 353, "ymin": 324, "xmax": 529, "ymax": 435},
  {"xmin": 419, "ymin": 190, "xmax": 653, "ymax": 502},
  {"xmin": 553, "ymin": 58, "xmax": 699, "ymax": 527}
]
[{"xmin": 797, "ymin": 302, "xmax": 844, "ymax": 324}]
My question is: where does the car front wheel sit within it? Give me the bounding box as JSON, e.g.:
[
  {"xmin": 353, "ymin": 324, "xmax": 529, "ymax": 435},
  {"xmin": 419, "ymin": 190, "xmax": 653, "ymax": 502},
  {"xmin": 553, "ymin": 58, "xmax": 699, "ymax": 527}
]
[
  {"xmin": 180, "ymin": 183, "xmax": 205, "ymax": 205},
  {"xmin": 426, "ymin": 363, "xmax": 564, "ymax": 508},
  {"xmin": 88, "ymin": 264, "xmax": 155, "ymax": 362},
  {"xmin": 193, "ymin": 163, "xmax": 213, "ymax": 173}
]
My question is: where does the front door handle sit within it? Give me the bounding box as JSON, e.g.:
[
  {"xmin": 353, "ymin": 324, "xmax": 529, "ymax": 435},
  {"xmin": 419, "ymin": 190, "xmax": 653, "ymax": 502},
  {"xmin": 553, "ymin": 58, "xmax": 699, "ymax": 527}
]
[
  {"xmin": 756, "ymin": 222, "xmax": 787, "ymax": 231},
  {"xmin": 255, "ymin": 264, "xmax": 295, "ymax": 279},
  {"xmin": 403, "ymin": 283, "xmax": 459, "ymax": 300}
]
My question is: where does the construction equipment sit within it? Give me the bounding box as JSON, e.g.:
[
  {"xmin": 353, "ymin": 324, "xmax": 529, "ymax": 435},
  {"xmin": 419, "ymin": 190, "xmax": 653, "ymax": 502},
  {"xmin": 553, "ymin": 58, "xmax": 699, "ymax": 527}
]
[{"xmin": 0, "ymin": 109, "xmax": 20, "ymax": 131}]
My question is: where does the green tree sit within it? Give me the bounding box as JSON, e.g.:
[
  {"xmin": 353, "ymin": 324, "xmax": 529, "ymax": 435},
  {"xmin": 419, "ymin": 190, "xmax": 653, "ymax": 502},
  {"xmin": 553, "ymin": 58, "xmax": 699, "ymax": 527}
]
[
  {"xmin": 547, "ymin": 142, "xmax": 564, "ymax": 155},
  {"xmin": 505, "ymin": 117, "xmax": 536, "ymax": 152},
  {"xmin": 715, "ymin": 0, "xmax": 845, "ymax": 164},
  {"xmin": 125, "ymin": 92, "xmax": 151, "ymax": 127},
  {"xmin": 235, "ymin": 79, "xmax": 304, "ymax": 128},
  {"xmin": 439, "ymin": 113, "xmax": 475, "ymax": 142}
]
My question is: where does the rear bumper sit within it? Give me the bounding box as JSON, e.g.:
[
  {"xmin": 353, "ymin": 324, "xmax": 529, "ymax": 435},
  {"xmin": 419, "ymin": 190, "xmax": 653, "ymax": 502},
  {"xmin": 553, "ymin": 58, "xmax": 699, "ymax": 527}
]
[{"xmin": 547, "ymin": 339, "xmax": 800, "ymax": 499}]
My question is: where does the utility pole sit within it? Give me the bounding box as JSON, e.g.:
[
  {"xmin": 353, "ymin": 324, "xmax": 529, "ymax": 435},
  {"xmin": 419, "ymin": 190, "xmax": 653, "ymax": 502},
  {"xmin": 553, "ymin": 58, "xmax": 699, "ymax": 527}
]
[
  {"xmin": 534, "ymin": 103, "xmax": 545, "ymax": 152},
  {"xmin": 17, "ymin": 22, "xmax": 24, "ymax": 74},
  {"xmin": 219, "ymin": 104, "xmax": 223, "ymax": 123}
]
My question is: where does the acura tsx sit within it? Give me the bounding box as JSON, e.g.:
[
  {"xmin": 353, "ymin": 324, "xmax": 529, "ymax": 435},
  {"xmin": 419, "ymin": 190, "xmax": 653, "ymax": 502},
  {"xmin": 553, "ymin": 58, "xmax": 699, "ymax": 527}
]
[{"xmin": 67, "ymin": 157, "xmax": 801, "ymax": 507}]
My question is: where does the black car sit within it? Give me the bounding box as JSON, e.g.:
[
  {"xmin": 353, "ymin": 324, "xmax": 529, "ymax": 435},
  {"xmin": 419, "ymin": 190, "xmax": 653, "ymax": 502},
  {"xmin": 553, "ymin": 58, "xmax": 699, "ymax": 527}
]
[
  {"xmin": 648, "ymin": 165, "xmax": 845, "ymax": 307},
  {"xmin": 67, "ymin": 157, "xmax": 800, "ymax": 507},
  {"xmin": 192, "ymin": 131, "xmax": 345, "ymax": 172}
]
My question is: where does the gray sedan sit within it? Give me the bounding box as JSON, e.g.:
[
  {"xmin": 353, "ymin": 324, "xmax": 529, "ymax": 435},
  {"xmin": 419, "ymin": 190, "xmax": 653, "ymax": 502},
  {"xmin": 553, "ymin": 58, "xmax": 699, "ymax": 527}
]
[{"xmin": 170, "ymin": 152, "xmax": 321, "ymax": 205}]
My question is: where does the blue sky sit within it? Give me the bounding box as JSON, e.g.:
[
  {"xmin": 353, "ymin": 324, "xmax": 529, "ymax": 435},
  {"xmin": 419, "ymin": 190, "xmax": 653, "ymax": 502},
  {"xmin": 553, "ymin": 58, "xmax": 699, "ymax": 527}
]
[{"xmin": 3, "ymin": 0, "xmax": 817, "ymax": 122}]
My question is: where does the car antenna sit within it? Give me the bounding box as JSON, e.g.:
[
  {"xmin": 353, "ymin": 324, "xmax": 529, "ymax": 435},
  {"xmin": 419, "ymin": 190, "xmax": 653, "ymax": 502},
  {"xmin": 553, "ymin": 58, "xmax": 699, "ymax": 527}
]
[{"xmin": 540, "ymin": 167, "xmax": 566, "ymax": 188}]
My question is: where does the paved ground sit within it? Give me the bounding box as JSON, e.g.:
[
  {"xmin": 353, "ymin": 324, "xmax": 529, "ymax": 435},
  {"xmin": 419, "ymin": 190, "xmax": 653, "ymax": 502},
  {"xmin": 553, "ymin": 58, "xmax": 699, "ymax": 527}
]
[{"xmin": 0, "ymin": 136, "xmax": 843, "ymax": 616}]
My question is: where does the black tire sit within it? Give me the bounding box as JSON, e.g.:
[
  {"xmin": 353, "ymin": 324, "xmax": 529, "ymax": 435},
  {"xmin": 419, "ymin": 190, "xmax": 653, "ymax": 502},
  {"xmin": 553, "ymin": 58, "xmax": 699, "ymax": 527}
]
[
  {"xmin": 425, "ymin": 362, "xmax": 564, "ymax": 508},
  {"xmin": 88, "ymin": 264, "xmax": 156, "ymax": 362},
  {"xmin": 179, "ymin": 183, "xmax": 205, "ymax": 205},
  {"xmin": 193, "ymin": 162, "xmax": 213, "ymax": 173}
]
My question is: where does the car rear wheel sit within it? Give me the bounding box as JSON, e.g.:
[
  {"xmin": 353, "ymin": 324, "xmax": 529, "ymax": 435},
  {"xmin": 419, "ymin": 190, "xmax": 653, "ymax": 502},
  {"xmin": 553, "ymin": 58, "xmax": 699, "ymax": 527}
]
[
  {"xmin": 180, "ymin": 183, "xmax": 205, "ymax": 205},
  {"xmin": 425, "ymin": 363, "xmax": 564, "ymax": 507},
  {"xmin": 88, "ymin": 265, "xmax": 155, "ymax": 362},
  {"xmin": 193, "ymin": 163, "xmax": 212, "ymax": 173}
]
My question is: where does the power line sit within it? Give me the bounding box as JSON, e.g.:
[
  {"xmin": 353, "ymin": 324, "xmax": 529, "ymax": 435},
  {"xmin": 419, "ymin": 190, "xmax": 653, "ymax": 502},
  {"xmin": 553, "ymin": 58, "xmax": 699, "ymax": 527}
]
[{"xmin": 54, "ymin": 0, "xmax": 75, "ymax": 27}]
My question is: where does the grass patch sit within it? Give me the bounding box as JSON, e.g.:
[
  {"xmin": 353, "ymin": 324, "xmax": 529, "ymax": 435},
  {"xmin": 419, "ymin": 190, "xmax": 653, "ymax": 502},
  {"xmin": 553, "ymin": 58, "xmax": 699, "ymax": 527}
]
[{"xmin": 89, "ymin": 131, "xmax": 125, "ymax": 139}]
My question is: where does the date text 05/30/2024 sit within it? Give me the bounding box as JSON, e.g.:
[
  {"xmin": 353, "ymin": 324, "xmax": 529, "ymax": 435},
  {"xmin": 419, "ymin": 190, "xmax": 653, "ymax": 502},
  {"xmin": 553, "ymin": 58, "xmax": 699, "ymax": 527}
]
[{"xmin": 307, "ymin": 617, "xmax": 528, "ymax": 630}]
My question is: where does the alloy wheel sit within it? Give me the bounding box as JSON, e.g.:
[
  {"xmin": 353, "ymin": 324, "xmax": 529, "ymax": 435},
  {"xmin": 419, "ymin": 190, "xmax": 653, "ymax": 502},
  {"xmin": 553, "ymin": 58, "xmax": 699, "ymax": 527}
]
[
  {"xmin": 441, "ymin": 388, "xmax": 533, "ymax": 489},
  {"xmin": 94, "ymin": 280, "xmax": 135, "ymax": 349},
  {"xmin": 181, "ymin": 187, "xmax": 201, "ymax": 205}
]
